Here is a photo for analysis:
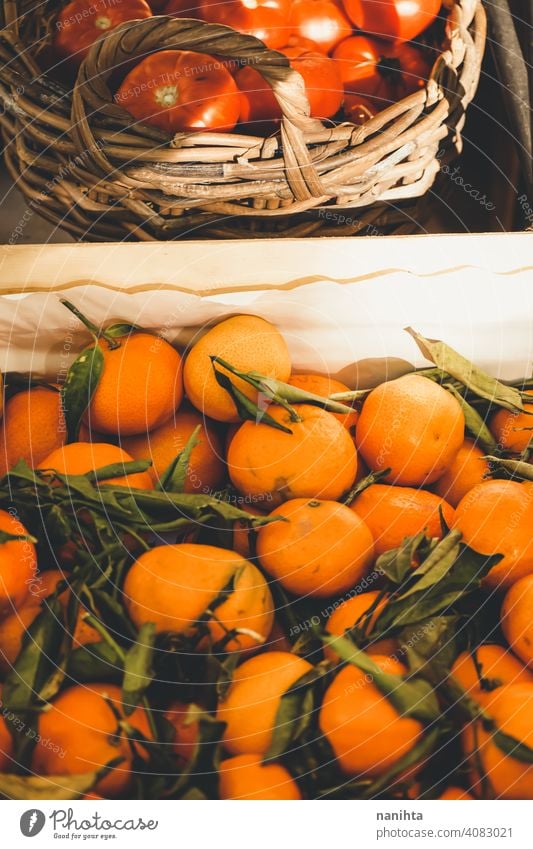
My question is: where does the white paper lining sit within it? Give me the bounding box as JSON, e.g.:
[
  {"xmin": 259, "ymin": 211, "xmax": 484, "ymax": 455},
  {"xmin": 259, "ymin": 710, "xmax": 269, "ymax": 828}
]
[{"xmin": 1, "ymin": 268, "xmax": 532, "ymax": 383}]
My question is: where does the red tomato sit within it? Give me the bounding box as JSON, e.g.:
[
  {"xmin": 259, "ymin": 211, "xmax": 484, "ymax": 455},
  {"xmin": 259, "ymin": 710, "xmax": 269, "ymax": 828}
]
[
  {"xmin": 344, "ymin": 94, "xmax": 376, "ymax": 124},
  {"xmin": 281, "ymin": 33, "xmax": 324, "ymax": 53},
  {"xmin": 343, "ymin": 0, "xmax": 442, "ymax": 42},
  {"xmin": 236, "ymin": 49, "xmax": 343, "ymax": 131},
  {"xmin": 289, "ymin": 0, "xmax": 353, "ymax": 54},
  {"xmin": 333, "ymin": 36, "xmax": 431, "ymax": 110},
  {"xmin": 163, "ymin": 0, "xmax": 201, "ymax": 14},
  {"xmin": 54, "ymin": 0, "xmax": 152, "ymax": 67},
  {"xmin": 115, "ymin": 50, "xmax": 242, "ymax": 133},
  {"xmin": 199, "ymin": 0, "xmax": 291, "ymax": 49}
]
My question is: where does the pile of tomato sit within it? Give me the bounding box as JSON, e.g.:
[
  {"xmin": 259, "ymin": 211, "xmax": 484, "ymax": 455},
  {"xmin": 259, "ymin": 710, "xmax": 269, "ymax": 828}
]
[{"xmin": 52, "ymin": 0, "xmax": 444, "ymax": 134}]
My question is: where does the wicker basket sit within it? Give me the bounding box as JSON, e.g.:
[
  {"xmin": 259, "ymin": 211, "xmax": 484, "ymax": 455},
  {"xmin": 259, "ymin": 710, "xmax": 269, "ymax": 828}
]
[{"xmin": 0, "ymin": 0, "xmax": 486, "ymax": 241}]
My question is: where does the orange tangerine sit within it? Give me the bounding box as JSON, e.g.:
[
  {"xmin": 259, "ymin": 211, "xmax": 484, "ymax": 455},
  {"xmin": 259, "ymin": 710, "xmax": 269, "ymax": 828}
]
[
  {"xmin": 256, "ymin": 498, "xmax": 374, "ymax": 597},
  {"xmin": 184, "ymin": 316, "xmax": 291, "ymax": 423},
  {"xmin": 439, "ymin": 786, "xmax": 474, "ymax": 800},
  {"xmin": 350, "ymin": 484, "xmax": 455, "ymax": 557},
  {"xmin": 217, "ymin": 651, "xmax": 313, "ymax": 755},
  {"xmin": 0, "ymin": 509, "xmax": 37, "ymax": 616},
  {"xmin": 453, "ymin": 480, "xmax": 533, "ymax": 589},
  {"xmin": 356, "ymin": 374, "xmax": 464, "ymax": 486},
  {"xmin": 463, "ymin": 683, "xmax": 533, "ymax": 799},
  {"xmin": 433, "ymin": 438, "xmax": 490, "ymax": 507},
  {"xmin": 0, "ymin": 386, "xmax": 65, "ymax": 476},
  {"xmin": 319, "ymin": 654, "xmax": 423, "ymax": 777},
  {"xmin": 288, "ymin": 373, "xmax": 358, "ymax": 431},
  {"xmin": 33, "ymin": 683, "xmax": 153, "ymax": 796},
  {"xmin": 122, "ymin": 407, "xmax": 225, "ymax": 491},
  {"xmin": 450, "ymin": 645, "xmax": 533, "ymax": 705},
  {"xmin": 124, "ymin": 543, "xmax": 274, "ymax": 652},
  {"xmin": 324, "ymin": 591, "xmax": 395, "ymax": 663},
  {"xmin": 84, "ymin": 333, "xmax": 183, "ymax": 436},
  {"xmin": 490, "ymin": 391, "xmax": 533, "ymax": 454},
  {"xmin": 228, "ymin": 404, "xmax": 357, "ymax": 507},
  {"xmin": 501, "ymin": 575, "xmax": 533, "ymax": 668},
  {"xmin": 219, "ymin": 754, "xmax": 302, "ymax": 800}
]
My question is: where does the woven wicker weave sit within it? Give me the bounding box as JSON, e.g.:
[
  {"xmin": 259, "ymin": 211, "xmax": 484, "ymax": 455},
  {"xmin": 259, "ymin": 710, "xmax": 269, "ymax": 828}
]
[{"xmin": 0, "ymin": 0, "xmax": 486, "ymax": 240}]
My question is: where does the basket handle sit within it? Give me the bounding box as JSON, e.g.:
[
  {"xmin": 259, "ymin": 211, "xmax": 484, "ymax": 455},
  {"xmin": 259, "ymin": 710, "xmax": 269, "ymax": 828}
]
[{"xmin": 71, "ymin": 16, "xmax": 327, "ymax": 200}]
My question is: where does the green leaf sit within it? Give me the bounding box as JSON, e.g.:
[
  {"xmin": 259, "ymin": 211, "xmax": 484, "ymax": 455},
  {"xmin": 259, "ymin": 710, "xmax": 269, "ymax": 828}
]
[
  {"xmin": 376, "ymin": 532, "xmax": 429, "ymax": 585},
  {"xmin": 373, "ymin": 538, "xmax": 501, "ymax": 635},
  {"xmin": 255, "ymin": 374, "xmax": 355, "ymax": 416},
  {"xmin": 322, "ymin": 635, "xmax": 440, "ymax": 725},
  {"xmin": 86, "ymin": 459, "xmax": 152, "ymax": 484},
  {"xmin": 397, "ymin": 531, "xmax": 462, "ymax": 600},
  {"xmin": 2, "ymin": 373, "xmax": 59, "ymax": 401},
  {"xmin": 61, "ymin": 343, "xmax": 104, "ymax": 442},
  {"xmin": 0, "ymin": 770, "xmax": 102, "ymax": 800},
  {"xmin": 67, "ymin": 641, "xmax": 123, "ymax": 681},
  {"xmin": 484, "ymin": 456, "xmax": 533, "ymax": 482},
  {"xmin": 492, "ymin": 729, "xmax": 533, "ymax": 764},
  {"xmin": 2, "ymin": 459, "xmax": 50, "ymax": 487},
  {"xmin": 264, "ymin": 665, "xmax": 327, "ymax": 762},
  {"xmin": 342, "ymin": 468, "xmax": 391, "ymax": 506},
  {"xmin": 122, "ymin": 623, "xmax": 157, "ymax": 715},
  {"xmin": 3, "ymin": 599, "xmax": 68, "ymax": 713},
  {"xmin": 181, "ymin": 787, "xmax": 207, "ymax": 800},
  {"xmin": 217, "ymin": 654, "xmax": 241, "ymax": 701},
  {"xmin": 406, "ymin": 328, "xmax": 524, "ymax": 412},
  {"xmin": 0, "ymin": 461, "xmax": 278, "ymax": 545},
  {"xmin": 157, "ymin": 426, "xmax": 201, "ymax": 493},
  {"xmin": 0, "ymin": 529, "xmax": 37, "ymax": 545},
  {"xmin": 105, "ymin": 322, "xmax": 143, "ymax": 338},
  {"xmin": 402, "ymin": 616, "xmax": 459, "ymax": 684},
  {"xmin": 168, "ymin": 707, "xmax": 225, "ymax": 798},
  {"xmin": 443, "ymin": 383, "xmax": 497, "ymax": 452},
  {"xmin": 39, "ymin": 586, "xmax": 82, "ymax": 703},
  {"xmin": 211, "ymin": 361, "xmax": 293, "ymax": 434}
]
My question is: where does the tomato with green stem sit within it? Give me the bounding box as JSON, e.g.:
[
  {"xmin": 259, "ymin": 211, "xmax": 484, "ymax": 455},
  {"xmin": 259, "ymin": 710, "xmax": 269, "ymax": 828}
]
[
  {"xmin": 115, "ymin": 49, "xmax": 243, "ymax": 134},
  {"xmin": 53, "ymin": 0, "xmax": 153, "ymax": 68}
]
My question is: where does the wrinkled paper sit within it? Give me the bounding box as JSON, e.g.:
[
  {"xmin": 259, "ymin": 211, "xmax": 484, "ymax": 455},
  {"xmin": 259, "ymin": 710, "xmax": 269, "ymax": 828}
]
[{"xmin": 1, "ymin": 267, "xmax": 532, "ymax": 384}]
